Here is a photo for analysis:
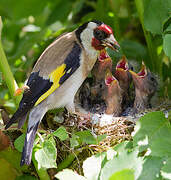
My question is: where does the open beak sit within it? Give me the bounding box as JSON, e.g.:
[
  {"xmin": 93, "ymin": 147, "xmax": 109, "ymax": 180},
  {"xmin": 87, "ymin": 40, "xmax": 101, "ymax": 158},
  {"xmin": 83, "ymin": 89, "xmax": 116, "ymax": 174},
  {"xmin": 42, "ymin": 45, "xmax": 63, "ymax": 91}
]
[
  {"xmin": 129, "ymin": 62, "xmax": 147, "ymax": 78},
  {"xmin": 105, "ymin": 69, "xmax": 117, "ymax": 86},
  {"xmin": 116, "ymin": 56, "xmax": 129, "ymax": 72},
  {"xmin": 102, "ymin": 34, "xmax": 120, "ymax": 52},
  {"xmin": 129, "ymin": 62, "xmax": 147, "ymax": 88}
]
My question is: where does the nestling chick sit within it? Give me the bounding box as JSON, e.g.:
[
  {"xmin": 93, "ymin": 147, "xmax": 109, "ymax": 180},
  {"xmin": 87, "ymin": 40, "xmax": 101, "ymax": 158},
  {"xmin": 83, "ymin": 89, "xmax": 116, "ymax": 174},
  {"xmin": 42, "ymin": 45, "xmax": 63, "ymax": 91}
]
[
  {"xmin": 129, "ymin": 62, "xmax": 158, "ymax": 113},
  {"xmin": 92, "ymin": 49, "xmax": 113, "ymax": 83},
  {"xmin": 90, "ymin": 49, "xmax": 113, "ymax": 113},
  {"xmin": 5, "ymin": 20, "xmax": 119, "ymax": 166},
  {"xmin": 114, "ymin": 56, "xmax": 133, "ymax": 109},
  {"xmin": 103, "ymin": 69, "xmax": 123, "ymax": 116}
]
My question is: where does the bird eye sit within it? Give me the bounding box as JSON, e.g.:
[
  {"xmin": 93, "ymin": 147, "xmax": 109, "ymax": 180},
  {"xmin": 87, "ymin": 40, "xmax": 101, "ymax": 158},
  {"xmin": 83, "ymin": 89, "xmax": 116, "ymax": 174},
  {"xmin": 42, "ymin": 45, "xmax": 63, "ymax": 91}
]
[{"xmin": 94, "ymin": 29, "xmax": 107, "ymax": 40}]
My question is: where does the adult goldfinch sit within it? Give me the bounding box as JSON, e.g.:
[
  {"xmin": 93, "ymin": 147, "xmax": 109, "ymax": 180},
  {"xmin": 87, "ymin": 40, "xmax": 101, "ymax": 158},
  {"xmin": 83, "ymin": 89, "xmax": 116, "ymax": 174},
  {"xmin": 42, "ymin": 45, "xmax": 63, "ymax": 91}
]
[{"xmin": 5, "ymin": 20, "xmax": 119, "ymax": 165}]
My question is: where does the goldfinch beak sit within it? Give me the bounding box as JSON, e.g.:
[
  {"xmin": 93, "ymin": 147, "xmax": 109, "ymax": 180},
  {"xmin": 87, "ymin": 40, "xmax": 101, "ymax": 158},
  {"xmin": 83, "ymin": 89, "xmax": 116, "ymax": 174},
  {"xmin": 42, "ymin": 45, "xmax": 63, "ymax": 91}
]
[{"xmin": 102, "ymin": 34, "xmax": 120, "ymax": 51}]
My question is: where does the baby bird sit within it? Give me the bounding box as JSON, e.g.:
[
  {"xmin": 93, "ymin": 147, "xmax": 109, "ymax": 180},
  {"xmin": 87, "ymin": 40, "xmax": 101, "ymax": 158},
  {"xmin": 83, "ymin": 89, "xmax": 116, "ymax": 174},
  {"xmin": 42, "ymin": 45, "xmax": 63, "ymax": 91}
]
[
  {"xmin": 129, "ymin": 62, "xmax": 158, "ymax": 113},
  {"xmin": 114, "ymin": 56, "xmax": 133, "ymax": 109},
  {"xmin": 102, "ymin": 69, "xmax": 123, "ymax": 116},
  {"xmin": 92, "ymin": 49, "xmax": 113, "ymax": 83},
  {"xmin": 90, "ymin": 49, "xmax": 113, "ymax": 113}
]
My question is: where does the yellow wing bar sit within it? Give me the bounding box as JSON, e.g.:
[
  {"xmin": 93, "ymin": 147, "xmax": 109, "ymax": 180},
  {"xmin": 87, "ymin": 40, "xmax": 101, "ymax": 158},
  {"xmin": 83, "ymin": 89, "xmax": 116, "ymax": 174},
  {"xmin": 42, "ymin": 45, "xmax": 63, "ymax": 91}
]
[{"xmin": 35, "ymin": 64, "xmax": 66, "ymax": 106}]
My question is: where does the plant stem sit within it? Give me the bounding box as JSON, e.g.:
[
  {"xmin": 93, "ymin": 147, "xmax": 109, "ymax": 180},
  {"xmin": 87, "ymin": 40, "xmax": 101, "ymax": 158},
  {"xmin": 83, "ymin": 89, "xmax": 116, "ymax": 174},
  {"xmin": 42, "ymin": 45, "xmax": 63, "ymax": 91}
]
[
  {"xmin": 134, "ymin": 0, "xmax": 161, "ymax": 74},
  {"xmin": 0, "ymin": 17, "xmax": 21, "ymax": 106}
]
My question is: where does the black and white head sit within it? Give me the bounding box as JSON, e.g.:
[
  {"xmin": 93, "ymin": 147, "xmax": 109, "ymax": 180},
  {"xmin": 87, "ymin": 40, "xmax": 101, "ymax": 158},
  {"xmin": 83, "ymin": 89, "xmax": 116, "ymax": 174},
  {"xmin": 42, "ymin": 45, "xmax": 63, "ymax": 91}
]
[{"xmin": 75, "ymin": 20, "xmax": 120, "ymax": 52}]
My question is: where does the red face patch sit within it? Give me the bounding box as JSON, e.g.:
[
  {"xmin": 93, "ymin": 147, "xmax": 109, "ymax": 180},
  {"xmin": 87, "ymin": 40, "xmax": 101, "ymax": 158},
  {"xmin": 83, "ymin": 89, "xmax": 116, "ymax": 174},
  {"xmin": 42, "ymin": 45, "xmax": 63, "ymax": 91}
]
[
  {"xmin": 91, "ymin": 38, "xmax": 105, "ymax": 50},
  {"xmin": 98, "ymin": 24, "xmax": 113, "ymax": 35}
]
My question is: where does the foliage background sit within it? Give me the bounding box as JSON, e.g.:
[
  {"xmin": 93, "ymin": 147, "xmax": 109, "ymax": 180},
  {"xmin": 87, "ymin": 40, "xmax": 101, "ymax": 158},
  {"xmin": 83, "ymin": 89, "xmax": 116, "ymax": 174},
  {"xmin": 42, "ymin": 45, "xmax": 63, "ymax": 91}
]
[{"xmin": 0, "ymin": 0, "xmax": 171, "ymax": 180}]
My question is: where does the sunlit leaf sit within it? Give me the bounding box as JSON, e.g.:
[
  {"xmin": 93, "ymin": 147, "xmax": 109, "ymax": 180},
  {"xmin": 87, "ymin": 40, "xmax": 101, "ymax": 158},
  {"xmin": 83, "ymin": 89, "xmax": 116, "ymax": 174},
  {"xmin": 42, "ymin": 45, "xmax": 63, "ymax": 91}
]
[
  {"xmin": 100, "ymin": 142, "xmax": 143, "ymax": 180},
  {"xmin": 35, "ymin": 138, "xmax": 57, "ymax": 169},
  {"xmin": 83, "ymin": 152, "xmax": 106, "ymax": 180},
  {"xmin": 133, "ymin": 111, "xmax": 171, "ymax": 157},
  {"xmin": 55, "ymin": 169, "xmax": 87, "ymax": 180},
  {"xmin": 109, "ymin": 169, "xmax": 134, "ymax": 180}
]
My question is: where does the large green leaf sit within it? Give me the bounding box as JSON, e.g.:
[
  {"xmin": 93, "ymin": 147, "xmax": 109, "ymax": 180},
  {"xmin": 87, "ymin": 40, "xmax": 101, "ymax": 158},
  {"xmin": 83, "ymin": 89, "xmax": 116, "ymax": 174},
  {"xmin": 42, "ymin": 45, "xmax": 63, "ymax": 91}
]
[
  {"xmin": 133, "ymin": 111, "xmax": 171, "ymax": 157},
  {"xmin": 83, "ymin": 152, "xmax": 106, "ymax": 180},
  {"xmin": 35, "ymin": 137, "xmax": 57, "ymax": 169},
  {"xmin": 137, "ymin": 156, "xmax": 163, "ymax": 180},
  {"xmin": 100, "ymin": 142, "xmax": 143, "ymax": 180},
  {"xmin": 143, "ymin": 0, "xmax": 171, "ymax": 34}
]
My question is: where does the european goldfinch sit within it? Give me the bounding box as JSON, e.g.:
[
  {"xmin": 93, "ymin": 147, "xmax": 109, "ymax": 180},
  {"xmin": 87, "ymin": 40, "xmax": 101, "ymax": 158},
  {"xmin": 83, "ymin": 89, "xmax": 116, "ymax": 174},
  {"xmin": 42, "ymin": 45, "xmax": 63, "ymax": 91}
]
[
  {"xmin": 129, "ymin": 62, "xmax": 158, "ymax": 113},
  {"xmin": 103, "ymin": 69, "xmax": 123, "ymax": 116},
  {"xmin": 5, "ymin": 20, "xmax": 119, "ymax": 165}
]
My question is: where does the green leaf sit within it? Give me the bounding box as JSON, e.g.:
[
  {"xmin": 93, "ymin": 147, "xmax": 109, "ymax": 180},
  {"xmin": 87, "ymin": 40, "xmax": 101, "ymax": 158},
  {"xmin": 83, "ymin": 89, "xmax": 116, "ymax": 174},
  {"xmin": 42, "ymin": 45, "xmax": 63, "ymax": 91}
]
[
  {"xmin": 143, "ymin": 0, "xmax": 171, "ymax": 34},
  {"xmin": 163, "ymin": 34, "xmax": 171, "ymax": 59},
  {"xmin": 53, "ymin": 126, "xmax": 69, "ymax": 141},
  {"xmin": 83, "ymin": 152, "xmax": 106, "ymax": 180},
  {"xmin": 70, "ymin": 134, "xmax": 79, "ymax": 148},
  {"xmin": 14, "ymin": 134, "xmax": 25, "ymax": 153},
  {"xmin": 138, "ymin": 156, "xmax": 164, "ymax": 180},
  {"xmin": 133, "ymin": 111, "xmax": 171, "ymax": 157},
  {"xmin": 161, "ymin": 158, "xmax": 171, "ymax": 180},
  {"xmin": 109, "ymin": 169, "xmax": 134, "ymax": 180},
  {"xmin": 35, "ymin": 138, "xmax": 57, "ymax": 169},
  {"xmin": 75, "ymin": 130, "xmax": 106, "ymax": 145},
  {"xmin": 75, "ymin": 130, "xmax": 96, "ymax": 144},
  {"xmin": 100, "ymin": 142, "xmax": 143, "ymax": 180},
  {"xmin": 55, "ymin": 169, "xmax": 87, "ymax": 180}
]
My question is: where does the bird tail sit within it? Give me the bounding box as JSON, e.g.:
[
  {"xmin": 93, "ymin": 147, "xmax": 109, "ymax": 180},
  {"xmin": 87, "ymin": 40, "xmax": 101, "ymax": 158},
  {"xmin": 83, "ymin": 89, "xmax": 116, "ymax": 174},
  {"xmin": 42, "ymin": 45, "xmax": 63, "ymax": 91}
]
[
  {"xmin": 20, "ymin": 121, "xmax": 39, "ymax": 166},
  {"xmin": 20, "ymin": 106, "xmax": 46, "ymax": 166}
]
